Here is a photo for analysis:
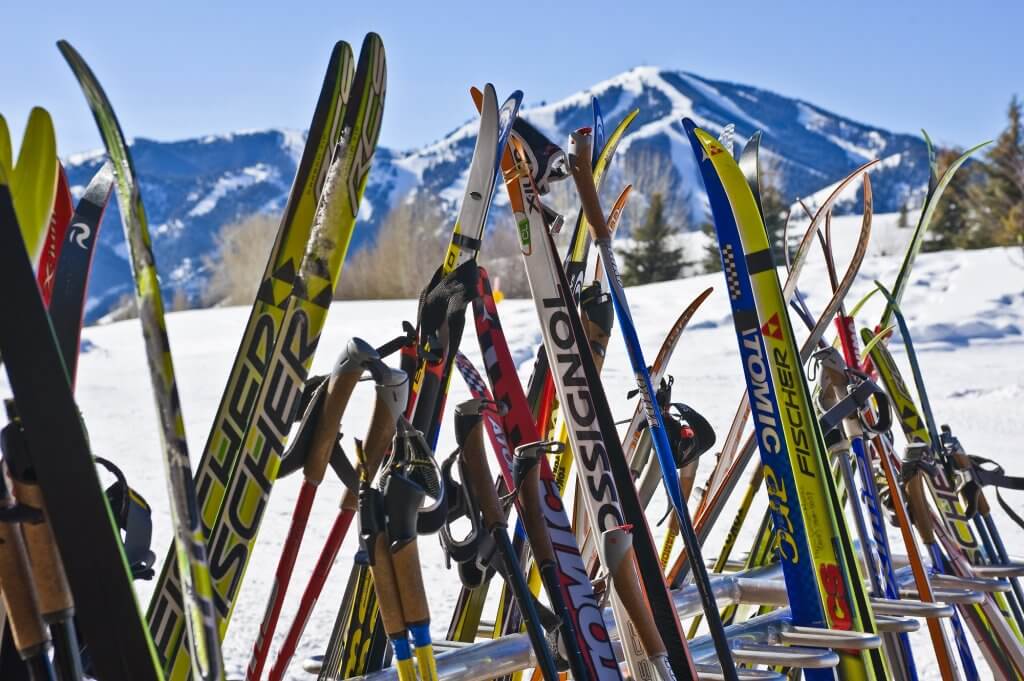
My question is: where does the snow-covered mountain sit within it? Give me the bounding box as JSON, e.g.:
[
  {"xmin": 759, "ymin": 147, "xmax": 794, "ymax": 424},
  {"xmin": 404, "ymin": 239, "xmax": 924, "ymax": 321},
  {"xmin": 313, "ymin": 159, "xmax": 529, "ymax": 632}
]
[{"xmin": 65, "ymin": 66, "xmax": 929, "ymax": 319}]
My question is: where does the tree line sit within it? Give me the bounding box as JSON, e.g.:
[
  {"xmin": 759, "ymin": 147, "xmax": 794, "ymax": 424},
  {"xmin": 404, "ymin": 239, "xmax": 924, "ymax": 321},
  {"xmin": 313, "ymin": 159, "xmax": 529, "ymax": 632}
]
[{"xmin": 200, "ymin": 97, "xmax": 1024, "ymax": 306}]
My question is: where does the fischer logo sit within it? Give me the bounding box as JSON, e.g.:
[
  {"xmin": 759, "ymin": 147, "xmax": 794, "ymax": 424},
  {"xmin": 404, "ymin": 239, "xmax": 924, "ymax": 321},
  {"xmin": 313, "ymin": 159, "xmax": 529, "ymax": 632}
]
[
  {"xmin": 541, "ymin": 289, "xmax": 624, "ymax": 534},
  {"xmin": 761, "ymin": 313, "xmax": 783, "ymax": 341},
  {"xmin": 68, "ymin": 221, "xmax": 91, "ymax": 248}
]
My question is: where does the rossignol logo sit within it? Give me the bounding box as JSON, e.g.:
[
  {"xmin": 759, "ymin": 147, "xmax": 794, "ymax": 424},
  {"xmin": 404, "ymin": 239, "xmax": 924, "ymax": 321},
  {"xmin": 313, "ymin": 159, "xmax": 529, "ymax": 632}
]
[
  {"xmin": 68, "ymin": 221, "xmax": 91, "ymax": 248},
  {"xmin": 540, "ymin": 290, "xmax": 624, "ymax": 534}
]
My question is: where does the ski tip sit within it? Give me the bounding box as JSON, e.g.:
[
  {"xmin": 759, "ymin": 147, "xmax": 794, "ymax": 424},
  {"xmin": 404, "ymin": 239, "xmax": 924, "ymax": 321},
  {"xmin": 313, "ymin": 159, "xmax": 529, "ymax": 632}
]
[{"xmin": 680, "ymin": 117, "xmax": 697, "ymax": 134}]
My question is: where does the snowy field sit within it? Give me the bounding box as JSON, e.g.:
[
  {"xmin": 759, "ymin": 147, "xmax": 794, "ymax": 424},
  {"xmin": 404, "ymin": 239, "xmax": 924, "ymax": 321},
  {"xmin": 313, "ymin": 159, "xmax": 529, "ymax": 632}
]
[{"xmin": 3, "ymin": 214, "xmax": 1022, "ymax": 680}]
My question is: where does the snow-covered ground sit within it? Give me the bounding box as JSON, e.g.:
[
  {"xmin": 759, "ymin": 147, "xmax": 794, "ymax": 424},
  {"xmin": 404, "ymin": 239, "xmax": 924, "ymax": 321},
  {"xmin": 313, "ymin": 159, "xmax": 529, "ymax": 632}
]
[{"xmin": 2, "ymin": 214, "xmax": 1022, "ymax": 680}]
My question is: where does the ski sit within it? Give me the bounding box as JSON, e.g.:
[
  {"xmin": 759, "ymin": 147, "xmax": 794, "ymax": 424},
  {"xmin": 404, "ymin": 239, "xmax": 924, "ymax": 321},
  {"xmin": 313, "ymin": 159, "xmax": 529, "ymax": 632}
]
[
  {"xmin": 0, "ymin": 166, "xmax": 162, "ymax": 681},
  {"xmin": 686, "ymin": 118, "xmax": 887, "ymax": 681},
  {"xmin": 59, "ymin": 39, "xmax": 224, "ymax": 681},
  {"xmin": 142, "ymin": 38, "xmax": 358, "ymax": 674},
  {"xmin": 48, "ymin": 162, "xmax": 114, "ymax": 385},
  {"xmin": 503, "ymin": 128, "xmax": 699, "ymax": 681}
]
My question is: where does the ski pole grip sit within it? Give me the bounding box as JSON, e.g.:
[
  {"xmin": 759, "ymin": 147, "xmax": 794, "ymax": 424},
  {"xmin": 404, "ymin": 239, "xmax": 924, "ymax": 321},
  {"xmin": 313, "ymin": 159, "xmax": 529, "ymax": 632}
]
[
  {"xmin": 370, "ymin": 533, "xmax": 407, "ymax": 638},
  {"xmin": 906, "ymin": 472, "xmax": 935, "ymax": 545},
  {"xmin": 307, "ymin": 339, "xmax": 377, "ymax": 484},
  {"xmin": 342, "ymin": 367, "xmax": 408, "ymax": 511},
  {"xmin": 391, "ymin": 535, "xmax": 430, "ymax": 628},
  {"xmin": 513, "ymin": 443, "xmax": 555, "ymax": 565},
  {"xmin": 10, "ymin": 479, "xmax": 73, "ymax": 621},
  {"xmin": 0, "ymin": 471, "xmax": 50, "ymax": 658},
  {"xmin": 459, "ymin": 417, "xmax": 506, "ymax": 531},
  {"xmin": 568, "ymin": 129, "xmax": 611, "ymax": 241},
  {"xmin": 602, "ymin": 526, "xmax": 667, "ymax": 657}
]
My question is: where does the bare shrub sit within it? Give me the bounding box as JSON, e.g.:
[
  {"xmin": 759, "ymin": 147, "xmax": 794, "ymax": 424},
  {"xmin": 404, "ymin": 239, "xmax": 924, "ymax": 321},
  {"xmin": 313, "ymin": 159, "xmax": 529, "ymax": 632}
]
[
  {"xmin": 335, "ymin": 192, "xmax": 447, "ymax": 300},
  {"xmin": 202, "ymin": 213, "xmax": 279, "ymax": 306}
]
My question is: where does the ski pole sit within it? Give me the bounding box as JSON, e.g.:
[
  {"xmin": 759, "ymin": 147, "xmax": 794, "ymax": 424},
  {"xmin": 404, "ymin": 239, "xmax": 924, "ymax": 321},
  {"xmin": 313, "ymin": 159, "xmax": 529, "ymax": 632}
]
[
  {"xmin": 570, "ymin": 127, "xmax": 739, "ymax": 681},
  {"xmin": 1, "ymin": 422, "xmax": 82, "ymax": 681},
  {"xmin": 0, "ymin": 460, "xmax": 56, "ymax": 681},
  {"xmin": 359, "ymin": 445, "xmax": 417, "ymax": 681},
  {"xmin": 383, "ymin": 423, "xmax": 439, "ymax": 681},
  {"xmin": 263, "ymin": 359, "xmax": 409, "ymax": 681},
  {"xmin": 453, "ymin": 400, "xmax": 560, "ymax": 681},
  {"xmin": 246, "ymin": 339, "xmax": 381, "ymax": 681}
]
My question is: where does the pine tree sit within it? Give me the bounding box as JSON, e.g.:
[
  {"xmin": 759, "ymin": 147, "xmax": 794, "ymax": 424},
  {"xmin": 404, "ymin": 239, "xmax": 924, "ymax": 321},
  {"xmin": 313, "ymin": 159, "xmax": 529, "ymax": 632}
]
[
  {"xmin": 702, "ymin": 221, "xmax": 721, "ymax": 273},
  {"xmin": 622, "ymin": 193, "xmax": 686, "ymax": 285},
  {"xmin": 976, "ymin": 96, "xmax": 1024, "ymax": 247},
  {"xmin": 898, "ymin": 202, "xmax": 910, "ymax": 228},
  {"xmin": 924, "ymin": 147, "xmax": 977, "ymax": 251},
  {"xmin": 759, "ymin": 180, "xmax": 791, "ymax": 264}
]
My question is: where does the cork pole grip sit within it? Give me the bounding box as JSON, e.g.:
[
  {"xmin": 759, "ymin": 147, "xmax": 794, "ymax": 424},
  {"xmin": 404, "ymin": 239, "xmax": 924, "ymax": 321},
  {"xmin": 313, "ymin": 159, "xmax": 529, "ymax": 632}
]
[
  {"xmin": 10, "ymin": 479, "xmax": 73, "ymax": 620},
  {"xmin": 607, "ymin": 534, "xmax": 667, "ymax": 658},
  {"xmin": 0, "ymin": 492, "xmax": 49, "ymax": 656},
  {"xmin": 516, "ymin": 452, "xmax": 555, "ymax": 566},
  {"xmin": 341, "ymin": 390, "xmax": 400, "ymax": 512},
  {"xmin": 906, "ymin": 473, "xmax": 936, "ymax": 545},
  {"xmin": 305, "ymin": 368, "xmax": 362, "ymax": 485},
  {"xmin": 568, "ymin": 130, "xmax": 611, "ymax": 242},
  {"xmin": 370, "ymin": 534, "xmax": 406, "ymax": 638},
  {"xmin": 391, "ymin": 538, "xmax": 430, "ymax": 627},
  {"xmin": 459, "ymin": 420, "xmax": 505, "ymax": 531}
]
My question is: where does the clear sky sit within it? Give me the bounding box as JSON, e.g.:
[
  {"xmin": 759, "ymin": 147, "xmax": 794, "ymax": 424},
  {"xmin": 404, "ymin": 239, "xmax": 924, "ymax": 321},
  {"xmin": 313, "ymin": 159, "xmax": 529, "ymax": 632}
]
[{"xmin": 3, "ymin": 0, "xmax": 1020, "ymax": 157}]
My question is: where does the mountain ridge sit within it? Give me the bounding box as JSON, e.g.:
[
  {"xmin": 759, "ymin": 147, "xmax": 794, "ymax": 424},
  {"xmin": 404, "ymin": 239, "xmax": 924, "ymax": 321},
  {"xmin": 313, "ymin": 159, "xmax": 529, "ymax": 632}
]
[{"xmin": 64, "ymin": 65, "xmax": 929, "ymax": 319}]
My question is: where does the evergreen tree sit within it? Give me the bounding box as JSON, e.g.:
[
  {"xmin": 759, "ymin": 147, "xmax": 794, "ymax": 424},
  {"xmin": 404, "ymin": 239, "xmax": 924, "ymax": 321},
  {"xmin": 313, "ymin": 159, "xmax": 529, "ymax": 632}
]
[
  {"xmin": 702, "ymin": 221, "xmax": 721, "ymax": 273},
  {"xmin": 898, "ymin": 202, "xmax": 910, "ymax": 228},
  {"xmin": 924, "ymin": 147, "xmax": 977, "ymax": 251},
  {"xmin": 759, "ymin": 180, "xmax": 791, "ymax": 265},
  {"xmin": 976, "ymin": 96, "xmax": 1024, "ymax": 247},
  {"xmin": 622, "ymin": 193, "xmax": 686, "ymax": 285}
]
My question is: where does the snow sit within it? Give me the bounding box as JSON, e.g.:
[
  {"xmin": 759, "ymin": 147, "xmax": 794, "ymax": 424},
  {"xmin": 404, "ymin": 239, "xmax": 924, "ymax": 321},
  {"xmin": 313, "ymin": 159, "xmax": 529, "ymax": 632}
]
[
  {"xmin": 188, "ymin": 165, "xmax": 277, "ymax": 217},
  {"xmin": 2, "ymin": 216, "xmax": 1022, "ymax": 680}
]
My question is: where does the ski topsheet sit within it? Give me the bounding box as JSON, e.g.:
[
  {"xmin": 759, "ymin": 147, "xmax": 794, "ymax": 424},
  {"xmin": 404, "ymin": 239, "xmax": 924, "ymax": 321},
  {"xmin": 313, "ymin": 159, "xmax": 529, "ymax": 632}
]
[
  {"xmin": 59, "ymin": 39, "xmax": 224, "ymax": 681},
  {"xmin": 503, "ymin": 132, "xmax": 698, "ymax": 681},
  {"xmin": 459, "ymin": 268, "xmax": 622, "ymax": 681},
  {"xmin": 685, "ymin": 119, "xmax": 887, "ymax": 681},
  {"xmin": 0, "ymin": 168, "xmax": 162, "ymax": 681},
  {"xmin": 145, "ymin": 40, "xmax": 356, "ymax": 672},
  {"xmin": 48, "ymin": 162, "xmax": 114, "ymax": 385}
]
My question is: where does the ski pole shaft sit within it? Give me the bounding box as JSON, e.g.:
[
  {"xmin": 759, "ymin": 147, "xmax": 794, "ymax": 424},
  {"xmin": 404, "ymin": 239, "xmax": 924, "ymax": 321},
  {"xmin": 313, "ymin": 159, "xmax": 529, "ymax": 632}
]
[
  {"xmin": 570, "ymin": 128, "xmax": 738, "ymax": 681},
  {"xmin": 2, "ymin": 422, "xmax": 83, "ymax": 681},
  {"xmin": 267, "ymin": 365, "xmax": 408, "ymax": 681},
  {"xmin": 247, "ymin": 341, "xmax": 370, "ymax": 681},
  {"xmin": 455, "ymin": 406, "xmax": 559, "ymax": 681}
]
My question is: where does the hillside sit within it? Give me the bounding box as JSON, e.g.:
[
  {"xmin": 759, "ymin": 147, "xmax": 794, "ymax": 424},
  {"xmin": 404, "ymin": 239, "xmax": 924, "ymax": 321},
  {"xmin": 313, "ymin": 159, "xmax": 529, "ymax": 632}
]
[{"xmin": 65, "ymin": 66, "xmax": 930, "ymax": 318}]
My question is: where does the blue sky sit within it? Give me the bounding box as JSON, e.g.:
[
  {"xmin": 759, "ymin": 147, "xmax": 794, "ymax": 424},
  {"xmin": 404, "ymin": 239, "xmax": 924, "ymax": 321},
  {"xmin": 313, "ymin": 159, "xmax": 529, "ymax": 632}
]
[{"xmin": 3, "ymin": 0, "xmax": 1020, "ymax": 156}]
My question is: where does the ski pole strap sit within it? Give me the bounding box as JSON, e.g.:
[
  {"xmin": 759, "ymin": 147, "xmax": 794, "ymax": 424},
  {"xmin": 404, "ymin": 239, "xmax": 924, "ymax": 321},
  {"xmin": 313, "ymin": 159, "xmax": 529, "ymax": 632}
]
[
  {"xmin": 375, "ymin": 321, "xmax": 417, "ymax": 360},
  {"xmin": 416, "ymin": 258, "xmax": 479, "ymax": 362},
  {"xmin": 817, "ymin": 369, "xmax": 893, "ymax": 436},
  {"xmin": 667, "ymin": 402, "xmax": 716, "ymax": 468},
  {"xmin": 94, "ymin": 456, "xmax": 156, "ymax": 580},
  {"xmin": 437, "ymin": 450, "xmax": 487, "ymax": 586}
]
